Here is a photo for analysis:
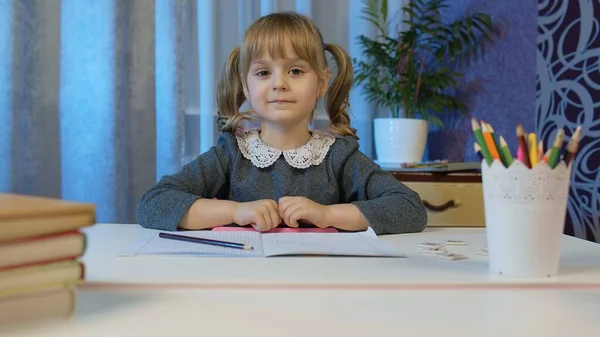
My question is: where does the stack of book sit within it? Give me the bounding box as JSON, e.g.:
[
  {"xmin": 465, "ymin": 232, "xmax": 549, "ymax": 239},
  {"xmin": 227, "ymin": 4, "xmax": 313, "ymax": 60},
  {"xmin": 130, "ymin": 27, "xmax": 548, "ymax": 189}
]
[{"xmin": 0, "ymin": 193, "xmax": 95, "ymax": 325}]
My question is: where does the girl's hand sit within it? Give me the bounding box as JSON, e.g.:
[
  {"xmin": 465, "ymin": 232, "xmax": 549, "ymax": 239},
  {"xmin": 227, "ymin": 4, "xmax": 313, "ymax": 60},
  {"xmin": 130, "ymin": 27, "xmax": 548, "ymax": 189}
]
[
  {"xmin": 278, "ymin": 196, "xmax": 331, "ymax": 228},
  {"xmin": 233, "ymin": 200, "xmax": 281, "ymax": 232}
]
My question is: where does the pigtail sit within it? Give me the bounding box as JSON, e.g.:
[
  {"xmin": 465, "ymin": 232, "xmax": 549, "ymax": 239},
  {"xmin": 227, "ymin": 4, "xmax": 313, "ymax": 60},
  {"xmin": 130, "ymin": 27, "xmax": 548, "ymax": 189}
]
[
  {"xmin": 323, "ymin": 43, "xmax": 358, "ymax": 140},
  {"xmin": 216, "ymin": 47, "xmax": 253, "ymax": 132}
]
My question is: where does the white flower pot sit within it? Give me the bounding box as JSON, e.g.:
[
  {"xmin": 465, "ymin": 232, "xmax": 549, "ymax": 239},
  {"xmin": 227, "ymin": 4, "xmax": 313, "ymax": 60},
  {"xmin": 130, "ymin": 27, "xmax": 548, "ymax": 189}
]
[{"xmin": 374, "ymin": 118, "xmax": 428, "ymax": 164}]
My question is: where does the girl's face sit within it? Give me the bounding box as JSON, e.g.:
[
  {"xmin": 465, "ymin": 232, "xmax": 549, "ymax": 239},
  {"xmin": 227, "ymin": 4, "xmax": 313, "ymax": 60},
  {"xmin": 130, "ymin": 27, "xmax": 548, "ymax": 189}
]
[{"xmin": 245, "ymin": 43, "xmax": 327, "ymax": 129}]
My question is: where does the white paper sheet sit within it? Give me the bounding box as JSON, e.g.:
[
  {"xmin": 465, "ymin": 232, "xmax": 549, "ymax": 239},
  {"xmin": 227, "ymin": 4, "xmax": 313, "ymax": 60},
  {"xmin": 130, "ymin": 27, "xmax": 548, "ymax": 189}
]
[
  {"xmin": 119, "ymin": 228, "xmax": 403, "ymax": 258},
  {"xmin": 118, "ymin": 231, "xmax": 264, "ymax": 257},
  {"xmin": 261, "ymin": 229, "xmax": 402, "ymax": 257}
]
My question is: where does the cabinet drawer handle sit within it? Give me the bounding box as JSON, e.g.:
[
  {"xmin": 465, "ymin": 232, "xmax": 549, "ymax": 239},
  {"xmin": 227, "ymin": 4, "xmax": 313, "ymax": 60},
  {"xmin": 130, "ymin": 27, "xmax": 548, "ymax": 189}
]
[{"xmin": 422, "ymin": 199, "xmax": 460, "ymax": 211}]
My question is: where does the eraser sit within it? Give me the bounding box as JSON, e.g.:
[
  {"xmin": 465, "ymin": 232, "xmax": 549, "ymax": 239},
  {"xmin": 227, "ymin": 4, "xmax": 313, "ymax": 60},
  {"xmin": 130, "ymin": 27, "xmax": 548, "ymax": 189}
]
[
  {"xmin": 442, "ymin": 240, "xmax": 467, "ymax": 246},
  {"xmin": 478, "ymin": 247, "xmax": 488, "ymax": 256},
  {"xmin": 419, "ymin": 246, "xmax": 448, "ymax": 255},
  {"xmin": 417, "ymin": 242, "xmax": 443, "ymax": 249},
  {"xmin": 436, "ymin": 252, "xmax": 468, "ymax": 260}
]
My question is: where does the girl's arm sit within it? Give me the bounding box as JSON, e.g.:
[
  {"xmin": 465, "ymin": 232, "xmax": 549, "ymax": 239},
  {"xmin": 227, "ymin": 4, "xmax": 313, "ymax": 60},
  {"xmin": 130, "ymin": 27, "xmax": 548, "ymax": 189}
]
[
  {"xmin": 178, "ymin": 199, "xmax": 239, "ymax": 230},
  {"xmin": 324, "ymin": 204, "xmax": 369, "ymax": 232},
  {"xmin": 181, "ymin": 198, "xmax": 281, "ymax": 231},
  {"xmin": 333, "ymin": 138, "xmax": 428, "ymax": 235},
  {"xmin": 136, "ymin": 134, "xmax": 235, "ymax": 231}
]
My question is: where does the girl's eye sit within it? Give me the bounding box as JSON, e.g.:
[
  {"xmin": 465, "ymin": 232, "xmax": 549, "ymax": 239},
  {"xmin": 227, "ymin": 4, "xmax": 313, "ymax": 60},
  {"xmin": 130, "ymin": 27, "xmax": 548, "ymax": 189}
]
[
  {"xmin": 289, "ymin": 68, "xmax": 304, "ymax": 75},
  {"xmin": 255, "ymin": 70, "xmax": 270, "ymax": 77}
]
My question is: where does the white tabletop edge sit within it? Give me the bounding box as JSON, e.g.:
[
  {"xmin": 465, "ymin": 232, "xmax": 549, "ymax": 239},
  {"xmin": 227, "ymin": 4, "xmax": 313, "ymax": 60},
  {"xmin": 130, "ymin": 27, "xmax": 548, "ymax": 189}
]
[{"xmin": 79, "ymin": 223, "xmax": 600, "ymax": 288}]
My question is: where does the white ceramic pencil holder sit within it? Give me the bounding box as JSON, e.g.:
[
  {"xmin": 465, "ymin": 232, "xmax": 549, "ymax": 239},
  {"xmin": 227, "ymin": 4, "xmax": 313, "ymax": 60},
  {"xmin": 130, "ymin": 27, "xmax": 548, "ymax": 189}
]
[{"xmin": 481, "ymin": 159, "xmax": 573, "ymax": 278}]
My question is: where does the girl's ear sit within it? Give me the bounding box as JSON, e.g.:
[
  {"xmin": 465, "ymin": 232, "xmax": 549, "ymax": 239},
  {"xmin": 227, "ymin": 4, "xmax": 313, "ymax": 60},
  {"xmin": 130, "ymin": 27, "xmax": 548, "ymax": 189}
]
[{"xmin": 318, "ymin": 69, "xmax": 331, "ymax": 97}]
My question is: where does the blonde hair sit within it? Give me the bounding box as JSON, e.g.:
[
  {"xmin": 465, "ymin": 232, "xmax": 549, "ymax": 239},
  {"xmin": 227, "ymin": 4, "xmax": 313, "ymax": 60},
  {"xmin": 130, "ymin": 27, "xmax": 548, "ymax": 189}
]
[{"xmin": 216, "ymin": 12, "xmax": 358, "ymax": 139}]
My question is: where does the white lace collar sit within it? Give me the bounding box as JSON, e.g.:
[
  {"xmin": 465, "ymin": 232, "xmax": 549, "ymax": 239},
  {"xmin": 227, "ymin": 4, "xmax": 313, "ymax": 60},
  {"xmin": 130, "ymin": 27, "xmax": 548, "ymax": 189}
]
[{"xmin": 235, "ymin": 129, "xmax": 336, "ymax": 169}]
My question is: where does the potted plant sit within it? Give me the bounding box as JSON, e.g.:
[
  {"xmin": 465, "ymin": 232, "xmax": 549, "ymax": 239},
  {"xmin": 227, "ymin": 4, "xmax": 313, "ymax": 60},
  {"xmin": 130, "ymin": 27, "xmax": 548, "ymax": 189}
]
[{"xmin": 353, "ymin": 0, "xmax": 495, "ymax": 164}]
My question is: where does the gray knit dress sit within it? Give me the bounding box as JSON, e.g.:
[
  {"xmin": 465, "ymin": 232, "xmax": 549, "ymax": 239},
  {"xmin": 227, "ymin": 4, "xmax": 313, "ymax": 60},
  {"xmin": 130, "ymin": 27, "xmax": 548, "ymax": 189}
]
[{"xmin": 136, "ymin": 129, "xmax": 427, "ymax": 235}]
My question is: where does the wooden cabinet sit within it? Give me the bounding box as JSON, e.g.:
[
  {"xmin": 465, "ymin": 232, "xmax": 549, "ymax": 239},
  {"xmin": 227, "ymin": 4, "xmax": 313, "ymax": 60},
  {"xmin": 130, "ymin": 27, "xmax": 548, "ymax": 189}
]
[{"xmin": 390, "ymin": 171, "xmax": 485, "ymax": 227}]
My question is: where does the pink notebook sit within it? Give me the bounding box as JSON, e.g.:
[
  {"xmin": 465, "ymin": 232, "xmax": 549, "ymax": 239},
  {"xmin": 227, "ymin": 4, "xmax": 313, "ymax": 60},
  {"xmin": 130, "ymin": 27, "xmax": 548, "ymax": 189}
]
[{"xmin": 212, "ymin": 226, "xmax": 338, "ymax": 233}]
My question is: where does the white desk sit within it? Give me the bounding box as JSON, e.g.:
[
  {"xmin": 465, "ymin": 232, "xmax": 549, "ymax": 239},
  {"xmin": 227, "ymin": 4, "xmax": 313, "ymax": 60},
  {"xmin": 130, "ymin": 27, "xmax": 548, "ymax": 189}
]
[
  {"xmin": 2, "ymin": 223, "xmax": 600, "ymax": 337},
  {"xmin": 82, "ymin": 223, "xmax": 600, "ymax": 287},
  {"xmin": 3, "ymin": 288, "xmax": 600, "ymax": 336}
]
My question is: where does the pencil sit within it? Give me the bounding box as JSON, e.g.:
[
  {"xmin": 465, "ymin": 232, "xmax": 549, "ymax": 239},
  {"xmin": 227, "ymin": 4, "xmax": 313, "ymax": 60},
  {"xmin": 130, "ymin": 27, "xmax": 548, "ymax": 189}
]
[
  {"xmin": 516, "ymin": 124, "xmax": 531, "ymax": 168},
  {"xmin": 499, "ymin": 136, "xmax": 513, "ymax": 167},
  {"xmin": 474, "ymin": 143, "xmax": 484, "ymax": 162},
  {"xmin": 486, "ymin": 122, "xmax": 503, "ymax": 162},
  {"xmin": 562, "ymin": 125, "xmax": 582, "ymax": 166},
  {"xmin": 542, "ymin": 148, "xmax": 551, "ymax": 163},
  {"xmin": 471, "ymin": 118, "xmax": 493, "ymax": 165},
  {"xmin": 485, "ymin": 122, "xmax": 501, "ymax": 150},
  {"xmin": 528, "ymin": 133, "xmax": 538, "ymax": 167},
  {"xmin": 158, "ymin": 232, "xmax": 254, "ymax": 250},
  {"xmin": 481, "ymin": 122, "xmax": 501, "ymax": 162},
  {"xmin": 516, "ymin": 143, "xmax": 525, "ymax": 166},
  {"xmin": 547, "ymin": 128, "xmax": 565, "ymax": 168}
]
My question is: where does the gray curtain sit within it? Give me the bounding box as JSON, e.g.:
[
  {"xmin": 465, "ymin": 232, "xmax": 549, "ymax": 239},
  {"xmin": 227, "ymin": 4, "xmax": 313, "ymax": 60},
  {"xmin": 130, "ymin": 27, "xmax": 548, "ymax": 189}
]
[{"xmin": 0, "ymin": 0, "xmax": 186, "ymax": 223}]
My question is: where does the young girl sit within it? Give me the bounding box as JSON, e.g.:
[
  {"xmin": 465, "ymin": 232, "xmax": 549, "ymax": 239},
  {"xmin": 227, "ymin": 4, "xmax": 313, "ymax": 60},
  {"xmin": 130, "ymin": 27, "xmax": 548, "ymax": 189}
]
[{"xmin": 137, "ymin": 12, "xmax": 427, "ymax": 235}]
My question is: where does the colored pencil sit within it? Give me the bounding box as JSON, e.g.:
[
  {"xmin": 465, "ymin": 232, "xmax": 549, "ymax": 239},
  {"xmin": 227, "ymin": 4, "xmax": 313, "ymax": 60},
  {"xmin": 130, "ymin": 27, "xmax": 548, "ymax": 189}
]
[
  {"xmin": 562, "ymin": 125, "xmax": 582, "ymax": 166},
  {"xmin": 471, "ymin": 118, "xmax": 493, "ymax": 165},
  {"xmin": 547, "ymin": 128, "xmax": 565, "ymax": 168},
  {"xmin": 481, "ymin": 122, "xmax": 501, "ymax": 162},
  {"xmin": 486, "ymin": 122, "xmax": 504, "ymax": 163},
  {"xmin": 158, "ymin": 232, "xmax": 254, "ymax": 250},
  {"xmin": 528, "ymin": 133, "xmax": 538, "ymax": 167},
  {"xmin": 542, "ymin": 149, "xmax": 551, "ymax": 163},
  {"xmin": 516, "ymin": 143, "xmax": 525, "ymax": 165},
  {"xmin": 486, "ymin": 123, "xmax": 502, "ymax": 154},
  {"xmin": 474, "ymin": 143, "xmax": 484, "ymax": 162},
  {"xmin": 499, "ymin": 136, "xmax": 513, "ymax": 167},
  {"xmin": 516, "ymin": 124, "xmax": 531, "ymax": 168},
  {"xmin": 469, "ymin": 119, "xmax": 584, "ymax": 170}
]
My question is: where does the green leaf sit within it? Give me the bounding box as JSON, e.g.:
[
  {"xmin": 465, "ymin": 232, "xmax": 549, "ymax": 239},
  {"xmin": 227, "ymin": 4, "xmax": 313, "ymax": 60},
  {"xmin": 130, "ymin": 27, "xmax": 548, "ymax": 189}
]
[
  {"xmin": 353, "ymin": 0, "xmax": 497, "ymax": 124},
  {"xmin": 402, "ymin": 7, "xmax": 418, "ymax": 20},
  {"xmin": 412, "ymin": 0, "xmax": 425, "ymax": 12}
]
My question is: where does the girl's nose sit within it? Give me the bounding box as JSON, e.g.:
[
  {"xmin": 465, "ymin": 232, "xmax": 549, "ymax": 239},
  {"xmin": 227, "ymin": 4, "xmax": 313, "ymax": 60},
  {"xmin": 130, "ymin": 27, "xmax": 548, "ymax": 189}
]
[{"xmin": 272, "ymin": 73, "xmax": 288, "ymax": 91}]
